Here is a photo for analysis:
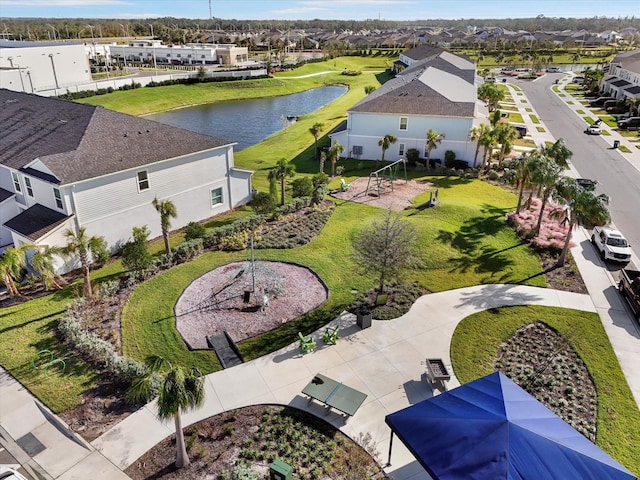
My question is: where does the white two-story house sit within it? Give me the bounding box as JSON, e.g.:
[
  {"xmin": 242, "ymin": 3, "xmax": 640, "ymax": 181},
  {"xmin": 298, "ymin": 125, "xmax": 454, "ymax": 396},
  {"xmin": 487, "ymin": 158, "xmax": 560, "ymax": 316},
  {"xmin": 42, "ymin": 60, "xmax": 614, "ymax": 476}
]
[
  {"xmin": 601, "ymin": 49, "xmax": 640, "ymax": 101},
  {"xmin": 0, "ymin": 89, "xmax": 253, "ymax": 270},
  {"xmin": 330, "ymin": 48, "xmax": 480, "ymax": 164}
]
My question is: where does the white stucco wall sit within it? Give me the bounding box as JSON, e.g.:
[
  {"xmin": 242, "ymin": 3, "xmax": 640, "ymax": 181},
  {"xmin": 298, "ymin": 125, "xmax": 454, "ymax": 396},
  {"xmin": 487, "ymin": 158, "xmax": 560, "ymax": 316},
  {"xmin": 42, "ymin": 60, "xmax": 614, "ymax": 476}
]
[
  {"xmin": 68, "ymin": 145, "xmax": 252, "ymax": 251},
  {"xmin": 0, "ymin": 43, "xmax": 91, "ymax": 93},
  {"xmin": 333, "ymin": 111, "xmax": 476, "ymax": 164}
]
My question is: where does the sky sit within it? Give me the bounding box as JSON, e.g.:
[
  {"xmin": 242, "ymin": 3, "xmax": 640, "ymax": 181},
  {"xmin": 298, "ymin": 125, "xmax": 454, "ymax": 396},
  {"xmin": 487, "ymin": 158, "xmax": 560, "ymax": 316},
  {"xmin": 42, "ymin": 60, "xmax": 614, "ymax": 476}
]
[{"xmin": 1, "ymin": 0, "xmax": 639, "ymax": 20}]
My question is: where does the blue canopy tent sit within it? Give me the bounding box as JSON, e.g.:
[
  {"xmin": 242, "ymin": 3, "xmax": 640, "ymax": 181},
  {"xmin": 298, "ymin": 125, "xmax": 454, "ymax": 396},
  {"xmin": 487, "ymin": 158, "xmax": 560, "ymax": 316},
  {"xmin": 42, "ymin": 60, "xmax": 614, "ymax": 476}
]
[{"xmin": 385, "ymin": 371, "xmax": 636, "ymax": 480}]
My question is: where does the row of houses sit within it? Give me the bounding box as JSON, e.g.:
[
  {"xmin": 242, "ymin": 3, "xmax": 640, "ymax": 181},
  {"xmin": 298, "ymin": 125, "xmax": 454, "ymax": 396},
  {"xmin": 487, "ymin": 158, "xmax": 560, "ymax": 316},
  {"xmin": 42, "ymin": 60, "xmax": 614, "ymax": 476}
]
[
  {"xmin": 3, "ymin": 44, "xmax": 639, "ymax": 275},
  {"xmin": 217, "ymin": 26, "xmax": 639, "ymax": 50},
  {"xmin": 600, "ymin": 49, "xmax": 640, "ymax": 100}
]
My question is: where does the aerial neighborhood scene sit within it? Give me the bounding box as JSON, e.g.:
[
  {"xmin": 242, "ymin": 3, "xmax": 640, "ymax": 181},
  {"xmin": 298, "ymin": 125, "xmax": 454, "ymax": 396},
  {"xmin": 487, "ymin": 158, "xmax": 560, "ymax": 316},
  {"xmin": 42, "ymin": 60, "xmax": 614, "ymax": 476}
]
[{"xmin": 2, "ymin": 0, "xmax": 640, "ymax": 478}]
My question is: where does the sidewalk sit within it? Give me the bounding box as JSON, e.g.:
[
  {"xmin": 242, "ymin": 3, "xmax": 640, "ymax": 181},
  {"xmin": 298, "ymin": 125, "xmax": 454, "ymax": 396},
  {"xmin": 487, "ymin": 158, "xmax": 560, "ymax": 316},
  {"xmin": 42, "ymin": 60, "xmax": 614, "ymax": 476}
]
[
  {"xmin": 0, "ymin": 367, "xmax": 128, "ymax": 480},
  {"xmin": 92, "ymin": 285, "xmax": 597, "ymax": 480}
]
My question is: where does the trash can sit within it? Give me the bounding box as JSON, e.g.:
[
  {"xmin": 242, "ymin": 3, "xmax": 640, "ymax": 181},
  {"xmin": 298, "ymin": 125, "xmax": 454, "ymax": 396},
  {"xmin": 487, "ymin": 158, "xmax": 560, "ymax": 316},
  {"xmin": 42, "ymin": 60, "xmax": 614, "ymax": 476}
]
[
  {"xmin": 613, "ymin": 140, "xmax": 620, "ymax": 149},
  {"xmin": 270, "ymin": 459, "xmax": 292, "ymax": 480},
  {"xmin": 356, "ymin": 309, "xmax": 372, "ymax": 329}
]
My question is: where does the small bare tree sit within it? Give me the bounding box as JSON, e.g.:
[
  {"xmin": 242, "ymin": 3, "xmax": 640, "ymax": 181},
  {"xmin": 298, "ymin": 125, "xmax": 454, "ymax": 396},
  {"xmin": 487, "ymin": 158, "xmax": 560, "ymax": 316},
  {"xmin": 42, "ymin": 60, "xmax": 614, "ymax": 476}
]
[{"xmin": 352, "ymin": 210, "xmax": 419, "ymax": 293}]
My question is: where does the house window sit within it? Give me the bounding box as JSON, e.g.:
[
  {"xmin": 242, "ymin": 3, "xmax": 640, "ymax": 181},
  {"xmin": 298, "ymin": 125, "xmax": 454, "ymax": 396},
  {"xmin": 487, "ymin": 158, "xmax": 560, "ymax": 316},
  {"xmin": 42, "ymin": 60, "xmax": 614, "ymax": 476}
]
[
  {"xmin": 398, "ymin": 143, "xmax": 405, "ymax": 156},
  {"xmin": 53, "ymin": 187, "xmax": 63, "ymax": 209},
  {"xmin": 24, "ymin": 177, "xmax": 34, "ymax": 197},
  {"xmin": 399, "ymin": 117, "xmax": 408, "ymax": 130},
  {"xmin": 137, "ymin": 170, "xmax": 149, "ymax": 191},
  {"xmin": 11, "ymin": 172, "xmax": 21, "ymax": 192},
  {"xmin": 211, "ymin": 187, "xmax": 223, "ymax": 207}
]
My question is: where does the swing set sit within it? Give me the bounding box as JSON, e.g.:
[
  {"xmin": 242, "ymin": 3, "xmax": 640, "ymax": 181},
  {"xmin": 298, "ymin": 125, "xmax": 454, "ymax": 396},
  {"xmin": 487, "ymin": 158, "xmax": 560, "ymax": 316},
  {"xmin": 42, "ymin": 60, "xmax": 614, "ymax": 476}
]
[{"xmin": 365, "ymin": 159, "xmax": 408, "ymax": 197}]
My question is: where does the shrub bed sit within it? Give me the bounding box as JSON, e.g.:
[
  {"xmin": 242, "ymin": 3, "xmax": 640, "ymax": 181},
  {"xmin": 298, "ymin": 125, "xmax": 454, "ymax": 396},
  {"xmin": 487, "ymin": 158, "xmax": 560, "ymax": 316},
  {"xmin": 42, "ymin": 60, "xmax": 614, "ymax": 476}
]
[
  {"xmin": 350, "ymin": 281, "xmax": 427, "ymax": 320},
  {"xmin": 256, "ymin": 208, "xmax": 333, "ymax": 249}
]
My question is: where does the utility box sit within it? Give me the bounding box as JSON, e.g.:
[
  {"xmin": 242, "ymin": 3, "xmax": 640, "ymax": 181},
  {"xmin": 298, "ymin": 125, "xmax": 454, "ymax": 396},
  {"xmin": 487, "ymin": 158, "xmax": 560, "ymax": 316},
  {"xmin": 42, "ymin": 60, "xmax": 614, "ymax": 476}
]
[
  {"xmin": 613, "ymin": 140, "xmax": 620, "ymax": 149},
  {"xmin": 270, "ymin": 459, "xmax": 292, "ymax": 480}
]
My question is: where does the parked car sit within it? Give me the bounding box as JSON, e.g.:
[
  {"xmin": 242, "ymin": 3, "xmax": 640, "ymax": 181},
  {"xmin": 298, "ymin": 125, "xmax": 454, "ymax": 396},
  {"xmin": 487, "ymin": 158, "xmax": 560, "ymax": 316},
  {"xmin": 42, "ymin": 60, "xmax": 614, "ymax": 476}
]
[
  {"xmin": 585, "ymin": 124, "xmax": 602, "ymax": 135},
  {"xmin": 546, "ymin": 67, "xmax": 561, "ymax": 73},
  {"xmin": 619, "ymin": 268, "xmax": 640, "ymax": 320},
  {"xmin": 576, "ymin": 178, "xmax": 596, "ymax": 191},
  {"xmin": 485, "ymin": 77, "xmax": 496, "ymax": 83},
  {"xmin": 617, "ymin": 117, "xmax": 640, "ymax": 131},
  {"xmin": 589, "ymin": 96, "xmax": 616, "ymax": 107},
  {"xmin": 591, "ymin": 226, "xmax": 632, "ymax": 263},
  {"xmin": 572, "ymin": 75, "xmax": 585, "ymax": 83},
  {"xmin": 514, "ymin": 125, "xmax": 527, "ymax": 138}
]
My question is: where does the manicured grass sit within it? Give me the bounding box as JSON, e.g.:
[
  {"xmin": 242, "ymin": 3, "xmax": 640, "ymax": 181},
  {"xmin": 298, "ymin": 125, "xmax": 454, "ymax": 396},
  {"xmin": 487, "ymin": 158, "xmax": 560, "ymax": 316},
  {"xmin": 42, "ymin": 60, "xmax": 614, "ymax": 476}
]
[
  {"xmin": 618, "ymin": 145, "xmax": 632, "ymax": 153},
  {"xmin": 450, "ymin": 305, "xmax": 640, "ymax": 476},
  {"xmin": 121, "ymin": 177, "xmax": 546, "ymax": 372},
  {"xmin": 520, "ymin": 99, "xmax": 528, "ymax": 103},
  {"xmin": 567, "ymin": 100, "xmax": 574, "ymax": 104},
  {"xmin": 536, "ymin": 127, "xmax": 545, "ymax": 132},
  {"xmin": 529, "ymin": 114, "xmax": 540, "ymax": 124},
  {"xmin": 505, "ymin": 112, "xmax": 524, "ymax": 123},
  {"xmin": 575, "ymin": 109, "xmax": 585, "ymax": 114},
  {"xmin": 584, "ymin": 116, "xmax": 596, "ymax": 124},
  {"xmin": 525, "ymin": 108, "xmax": 533, "ymax": 112}
]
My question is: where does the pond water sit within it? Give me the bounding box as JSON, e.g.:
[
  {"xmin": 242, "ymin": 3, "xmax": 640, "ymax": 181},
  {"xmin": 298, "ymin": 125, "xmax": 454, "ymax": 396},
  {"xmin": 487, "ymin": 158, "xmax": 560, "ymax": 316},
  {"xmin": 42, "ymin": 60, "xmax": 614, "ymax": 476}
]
[{"xmin": 147, "ymin": 85, "xmax": 347, "ymax": 151}]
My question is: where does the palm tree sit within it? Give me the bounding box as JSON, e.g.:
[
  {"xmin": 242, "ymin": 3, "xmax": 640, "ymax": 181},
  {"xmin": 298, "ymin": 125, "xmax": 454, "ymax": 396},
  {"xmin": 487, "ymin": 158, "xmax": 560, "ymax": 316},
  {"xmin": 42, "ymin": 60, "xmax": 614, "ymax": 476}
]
[
  {"xmin": 479, "ymin": 127, "xmax": 497, "ymax": 170},
  {"xmin": 378, "ymin": 134, "xmax": 397, "ymax": 162},
  {"xmin": 513, "ymin": 150, "xmax": 538, "ymax": 214},
  {"xmin": 553, "ymin": 178, "xmax": 610, "ymax": 266},
  {"xmin": 127, "ymin": 356, "xmax": 205, "ymax": 469},
  {"xmin": 152, "ymin": 197, "xmax": 178, "ymax": 255},
  {"xmin": 267, "ymin": 158, "xmax": 295, "ymax": 205},
  {"xmin": 543, "ymin": 138, "xmax": 572, "ymax": 168},
  {"xmin": 425, "ymin": 129, "xmax": 445, "ymax": 166},
  {"xmin": 327, "ymin": 141, "xmax": 345, "ymax": 177},
  {"xmin": 493, "ymin": 123, "xmax": 518, "ymax": 166},
  {"xmin": 62, "ymin": 227, "xmax": 107, "ymax": 298},
  {"xmin": 570, "ymin": 52, "xmax": 581, "ymax": 71},
  {"xmin": 469, "ymin": 124, "xmax": 491, "ymax": 167},
  {"xmin": 309, "ymin": 122, "xmax": 324, "ymax": 160},
  {"xmin": 0, "ymin": 244, "xmax": 32, "ymax": 297},
  {"xmin": 30, "ymin": 246, "xmax": 62, "ymax": 290},
  {"xmin": 531, "ymin": 158, "xmax": 564, "ymax": 237}
]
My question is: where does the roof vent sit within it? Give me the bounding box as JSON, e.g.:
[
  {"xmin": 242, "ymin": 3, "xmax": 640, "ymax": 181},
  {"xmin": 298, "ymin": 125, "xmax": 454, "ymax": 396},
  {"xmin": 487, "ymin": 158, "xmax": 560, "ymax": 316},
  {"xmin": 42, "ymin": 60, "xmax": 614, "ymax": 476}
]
[
  {"xmin": 59, "ymin": 119, "xmax": 68, "ymax": 124},
  {"xmin": 124, "ymin": 133, "xmax": 128, "ymax": 137},
  {"xmin": 7, "ymin": 99, "xmax": 18, "ymax": 104},
  {"xmin": 146, "ymin": 129, "xmax": 150, "ymax": 133},
  {"xmin": 138, "ymin": 131, "xmax": 142, "ymax": 134}
]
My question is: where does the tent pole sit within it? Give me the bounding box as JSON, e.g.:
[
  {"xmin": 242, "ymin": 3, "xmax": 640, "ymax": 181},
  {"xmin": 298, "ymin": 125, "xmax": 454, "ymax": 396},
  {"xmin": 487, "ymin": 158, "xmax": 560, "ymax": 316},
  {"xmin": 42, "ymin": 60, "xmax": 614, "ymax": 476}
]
[{"xmin": 386, "ymin": 431, "xmax": 394, "ymax": 467}]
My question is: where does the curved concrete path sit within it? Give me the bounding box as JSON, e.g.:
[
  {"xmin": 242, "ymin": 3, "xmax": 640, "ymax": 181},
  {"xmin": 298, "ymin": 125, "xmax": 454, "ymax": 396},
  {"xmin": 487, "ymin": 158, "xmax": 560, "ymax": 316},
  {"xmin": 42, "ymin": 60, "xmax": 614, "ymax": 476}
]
[{"xmin": 91, "ymin": 284, "xmax": 595, "ymax": 480}]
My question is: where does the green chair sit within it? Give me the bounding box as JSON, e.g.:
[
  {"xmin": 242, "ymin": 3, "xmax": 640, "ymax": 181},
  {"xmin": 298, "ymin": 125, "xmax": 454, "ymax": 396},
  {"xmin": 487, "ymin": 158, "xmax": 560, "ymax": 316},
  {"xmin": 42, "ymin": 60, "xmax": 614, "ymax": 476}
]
[
  {"xmin": 298, "ymin": 332, "xmax": 316, "ymax": 353},
  {"xmin": 322, "ymin": 325, "xmax": 339, "ymax": 345}
]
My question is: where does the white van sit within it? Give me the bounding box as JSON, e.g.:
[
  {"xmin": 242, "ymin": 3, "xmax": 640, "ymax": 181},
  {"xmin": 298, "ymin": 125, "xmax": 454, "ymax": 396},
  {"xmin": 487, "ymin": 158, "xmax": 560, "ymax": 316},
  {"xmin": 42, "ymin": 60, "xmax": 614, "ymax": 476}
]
[
  {"xmin": 572, "ymin": 76, "xmax": 585, "ymax": 83},
  {"xmin": 546, "ymin": 67, "xmax": 561, "ymax": 73}
]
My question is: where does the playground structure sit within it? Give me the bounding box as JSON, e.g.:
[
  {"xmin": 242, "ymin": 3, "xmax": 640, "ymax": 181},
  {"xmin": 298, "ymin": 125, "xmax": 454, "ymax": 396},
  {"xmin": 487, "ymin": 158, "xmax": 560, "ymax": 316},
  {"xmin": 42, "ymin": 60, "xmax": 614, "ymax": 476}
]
[{"xmin": 365, "ymin": 159, "xmax": 408, "ymax": 197}]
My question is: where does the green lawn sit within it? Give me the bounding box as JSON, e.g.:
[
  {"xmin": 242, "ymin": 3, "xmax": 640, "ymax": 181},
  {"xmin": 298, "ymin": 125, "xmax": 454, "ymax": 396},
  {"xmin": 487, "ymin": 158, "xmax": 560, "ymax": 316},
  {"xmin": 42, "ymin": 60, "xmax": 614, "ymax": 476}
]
[
  {"xmin": 122, "ymin": 177, "xmax": 546, "ymax": 371},
  {"xmin": 529, "ymin": 114, "xmax": 540, "ymax": 124},
  {"xmin": 450, "ymin": 305, "xmax": 640, "ymax": 476}
]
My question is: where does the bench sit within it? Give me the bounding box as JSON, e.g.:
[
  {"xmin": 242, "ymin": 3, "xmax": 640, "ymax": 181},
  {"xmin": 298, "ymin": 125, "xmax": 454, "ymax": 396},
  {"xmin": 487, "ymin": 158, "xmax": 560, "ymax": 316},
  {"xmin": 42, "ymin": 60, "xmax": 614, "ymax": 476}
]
[
  {"xmin": 298, "ymin": 332, "xmax": 316, "ymax": 354},
  {"xmin": 322, "ymin": 325, "xmax": 339, "ymax": 345}
]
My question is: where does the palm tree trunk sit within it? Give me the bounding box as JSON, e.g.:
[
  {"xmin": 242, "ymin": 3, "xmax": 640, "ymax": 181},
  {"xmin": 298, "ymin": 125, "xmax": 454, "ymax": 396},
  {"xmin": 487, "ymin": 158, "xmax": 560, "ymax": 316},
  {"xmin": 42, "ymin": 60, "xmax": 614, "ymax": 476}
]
[
  {"xmin": 516, "ymin": 182, "xmax": 525, "ymax": 214},
  {"xmin": 83, "ymin": 265, "xmax": 92, "ymax": 298},
  {"xmin": 534, "ymin": 193, "xmax": 549, "ymax": 236},
  {"xmin": 4, "ymin": 272, "xmax": 18, "ymax": 297},
  {"xmin": 280, "ymin": 177, "xmax": 285, "ymax": 205},
  {"xmin": 174, "ymin": 413, "xmax": 190, "ymax": 468},
  {"xmin": 556, "ymin": 226, "xmax": 572, "ymax": 267},
  {"xmin": 473, "ymin": 143, "xmax": 480, "ymax": 167},
  {"xmin": 163, "ymin": 231, "xmax": 170, "ymax": 256}
]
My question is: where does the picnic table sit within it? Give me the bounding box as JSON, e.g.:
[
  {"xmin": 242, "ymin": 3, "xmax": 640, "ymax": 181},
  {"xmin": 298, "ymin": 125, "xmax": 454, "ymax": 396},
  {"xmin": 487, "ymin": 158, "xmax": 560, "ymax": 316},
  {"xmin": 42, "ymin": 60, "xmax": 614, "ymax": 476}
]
[{"xmin": 302, "ymin": 373, "xmax": 367, "ymax": 417}]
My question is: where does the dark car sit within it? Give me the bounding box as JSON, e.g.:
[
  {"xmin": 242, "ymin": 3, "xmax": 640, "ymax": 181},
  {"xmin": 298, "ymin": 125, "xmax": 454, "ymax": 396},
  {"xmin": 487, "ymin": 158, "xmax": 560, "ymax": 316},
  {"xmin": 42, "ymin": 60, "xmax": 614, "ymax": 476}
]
[
  {"xmin": 617, "ymin": 117, "xmax": 640, "ymax": 131},
  {"xmin": 514, "ymin": 125, "xmax": 527, "ymax": 138},
  {"xmin": 589, "ymin": 96, "xmax": 616, "ymax": 107}
]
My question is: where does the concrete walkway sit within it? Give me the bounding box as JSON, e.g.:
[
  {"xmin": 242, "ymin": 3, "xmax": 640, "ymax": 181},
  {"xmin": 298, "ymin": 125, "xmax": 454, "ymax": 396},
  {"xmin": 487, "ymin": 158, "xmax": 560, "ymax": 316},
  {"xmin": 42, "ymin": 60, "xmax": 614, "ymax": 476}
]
[{"xmin": 91, "ymin": 284, "xmax": 596, "ymax": 480}]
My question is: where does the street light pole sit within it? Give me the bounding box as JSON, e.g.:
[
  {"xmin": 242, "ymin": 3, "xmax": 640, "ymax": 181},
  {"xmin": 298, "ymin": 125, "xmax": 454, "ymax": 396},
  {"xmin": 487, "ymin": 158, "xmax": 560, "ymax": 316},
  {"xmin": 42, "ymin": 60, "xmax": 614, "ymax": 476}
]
[
  {"xmin": 149, "ymin": 24, "xmax": 158, "ymax": 77},
  {"xmin": 48, "ymin": 53, "xmax": 59, "ymax": 89}
]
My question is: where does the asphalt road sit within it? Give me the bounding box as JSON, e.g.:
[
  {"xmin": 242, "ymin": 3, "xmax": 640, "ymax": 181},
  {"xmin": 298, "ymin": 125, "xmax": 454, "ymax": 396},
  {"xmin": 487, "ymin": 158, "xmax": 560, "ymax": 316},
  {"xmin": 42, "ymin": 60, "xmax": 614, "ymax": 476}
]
[{"xmin": 512, "ymin": 74, "xmax": 640, "ymax": 263}]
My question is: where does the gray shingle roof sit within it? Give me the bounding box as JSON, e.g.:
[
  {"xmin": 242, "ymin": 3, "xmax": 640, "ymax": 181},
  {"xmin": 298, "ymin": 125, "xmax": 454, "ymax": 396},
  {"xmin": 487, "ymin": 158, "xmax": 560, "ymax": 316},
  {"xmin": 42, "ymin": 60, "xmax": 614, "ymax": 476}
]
[
  {"xmin": 3, "ymin": 203, "xmax": 70, "ymax": 241},
  {"xmin": 0, "ymin": 188, "xmax": 14, "ymax": 203},
  {"xmin": 0, "ymin": 89, "xmax": 233, "ymax": 185},
  {"xmin": 349, "ymin": 52, "xmax": 476, "ymax": 117},
  {"xmin": 402, "ymin": 45, "xmax": 444, "ymax": 61}
]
